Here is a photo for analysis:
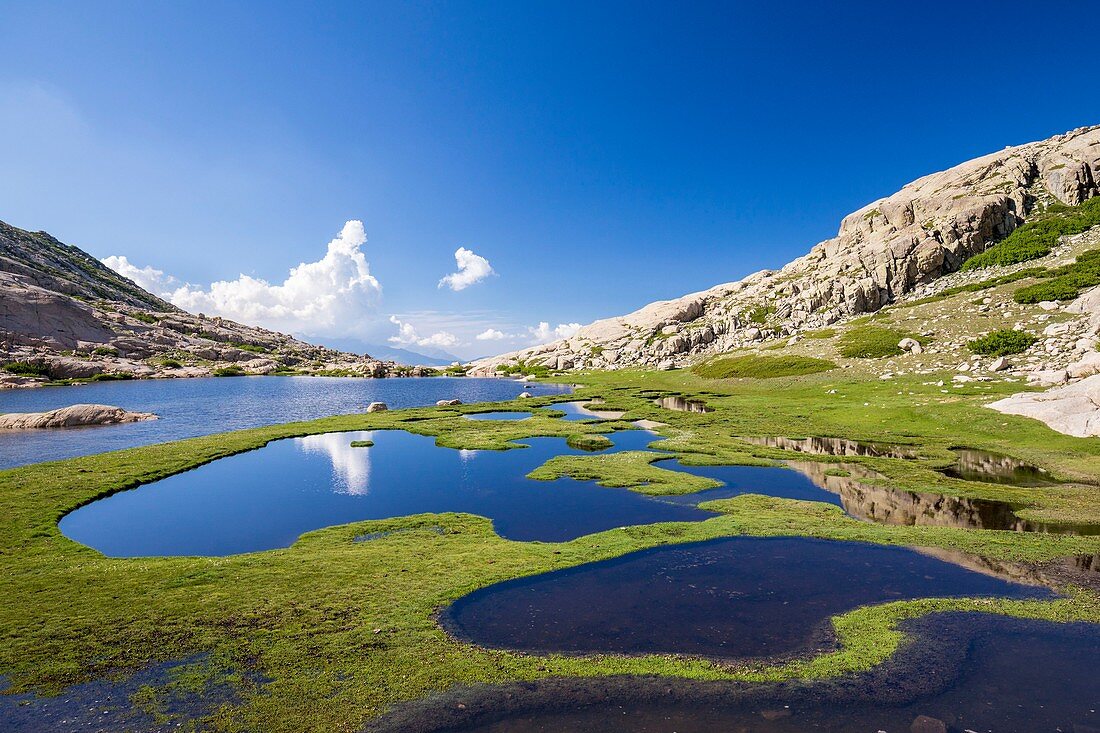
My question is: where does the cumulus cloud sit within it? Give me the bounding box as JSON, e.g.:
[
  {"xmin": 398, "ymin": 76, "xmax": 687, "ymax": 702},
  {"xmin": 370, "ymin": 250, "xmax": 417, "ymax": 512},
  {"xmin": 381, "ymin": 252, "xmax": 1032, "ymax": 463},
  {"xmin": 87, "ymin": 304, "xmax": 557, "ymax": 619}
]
[
  {"xmin": 475, "ymin": 328, "xmax": 506, "ymax": 341},
  {"xmin": 388, "ymin": 316, "xmax": 459, "ymax": 349},
  {"xmin": 528, "ymin": 321, "xmax": 582, "ymax": 343},
  {"xmin": 101, "ymin": 255, "xmax": 180, "ymax": 296},
  {"xmin": 438, "ymin": 247, "xmax": 494, "ymax": 291},
  {"xmin": 103, "ymin": 220, "xmax": 382, "ymax": 337}
]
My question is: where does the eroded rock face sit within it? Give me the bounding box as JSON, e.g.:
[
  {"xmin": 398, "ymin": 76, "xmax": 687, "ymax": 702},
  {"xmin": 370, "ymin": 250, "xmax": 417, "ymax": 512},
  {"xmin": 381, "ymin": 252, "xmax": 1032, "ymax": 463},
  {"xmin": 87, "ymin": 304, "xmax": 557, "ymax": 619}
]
[
  {"xmin": 472, "ymin": 126, "xmax": 1100, "ymax": 374},
  {"xmin": 0, "ymin": 404, "xmax": 157, "ymax": 429}
]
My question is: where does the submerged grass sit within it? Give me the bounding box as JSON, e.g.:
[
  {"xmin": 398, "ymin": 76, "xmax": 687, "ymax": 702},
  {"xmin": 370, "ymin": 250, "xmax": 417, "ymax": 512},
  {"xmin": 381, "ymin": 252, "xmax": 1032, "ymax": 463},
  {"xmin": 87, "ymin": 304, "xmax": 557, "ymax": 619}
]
[{"xmin": 1, "ymin": 371, "xmax": 1099, "ymax": 731}]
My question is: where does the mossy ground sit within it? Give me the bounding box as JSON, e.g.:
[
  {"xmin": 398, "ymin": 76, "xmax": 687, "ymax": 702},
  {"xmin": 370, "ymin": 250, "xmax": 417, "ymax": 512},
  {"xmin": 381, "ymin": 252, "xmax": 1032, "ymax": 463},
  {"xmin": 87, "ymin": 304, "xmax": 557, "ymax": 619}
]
[{"xmin": 2, "ymin": 371, "xmax": 1099, "ymax": 732}]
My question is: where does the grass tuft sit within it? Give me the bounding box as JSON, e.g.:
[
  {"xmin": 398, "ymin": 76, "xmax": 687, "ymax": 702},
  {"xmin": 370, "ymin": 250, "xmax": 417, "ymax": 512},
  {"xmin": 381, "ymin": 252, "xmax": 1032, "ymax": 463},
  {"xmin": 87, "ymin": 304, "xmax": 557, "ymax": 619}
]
[
  {"xmin": 693, "ymin": 354, "xmax": 837, "ymax": 379},
  {"xmin": 836, "ymin": 326, "xmax": 920, "ymax": 359},
  {"xmin": 962, "ymin": 197, "xmax": 1100, "ymax": 270},
  {"xmin": 968, "ymin": 329, "xmax": 1038, "ymax": 356}
]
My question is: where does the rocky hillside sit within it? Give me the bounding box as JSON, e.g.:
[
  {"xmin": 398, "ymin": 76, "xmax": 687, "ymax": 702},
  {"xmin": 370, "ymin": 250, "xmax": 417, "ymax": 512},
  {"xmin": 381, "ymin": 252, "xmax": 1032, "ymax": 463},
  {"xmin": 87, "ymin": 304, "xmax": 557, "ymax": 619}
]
[
  {"xmin": 0, "ymin": 221, "xmax": 427, "ymax": 387},
  {"xmin": 472, "ymin": 125, "xmax": 1100, "ymax": 373}
]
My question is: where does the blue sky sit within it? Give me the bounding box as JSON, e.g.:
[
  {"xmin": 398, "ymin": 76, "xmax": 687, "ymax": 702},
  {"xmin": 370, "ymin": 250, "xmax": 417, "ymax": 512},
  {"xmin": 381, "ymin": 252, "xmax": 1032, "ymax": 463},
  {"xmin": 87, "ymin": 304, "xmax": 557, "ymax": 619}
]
[{"xmin": 1, "ymin": 1, "xmax": 1098, "ymax": 359}]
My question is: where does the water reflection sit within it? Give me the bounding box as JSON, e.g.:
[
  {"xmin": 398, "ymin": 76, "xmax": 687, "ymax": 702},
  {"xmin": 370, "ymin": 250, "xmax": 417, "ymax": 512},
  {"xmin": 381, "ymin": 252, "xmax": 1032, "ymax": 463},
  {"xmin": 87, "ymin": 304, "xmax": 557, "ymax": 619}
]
[
  {"xmin": 60, "ymin": 429, "xmax": 714, "ymax": 557},
  {"xmin": 0, "ymin": 376, "xmax": 573, "ymax": 470},
  {"xmin": 653, "ymin": 396, "xmax": 713, "ymax": 413},
  {"xmin": 788, "ymin": 461, "xmax": 1100, "ymax": 535},
  {"xmin": 939, "ymin": 448, "xmax": 1055, "ymax": 486},
  {"xmin": 442, "ymin": 537, "xmax": 1050, "ymax": 661},
  {"xmin": 296, "ymin": 432, "xmax": 372, "ymax": 495},
  {"xmin": 742, "ymin": 435, "xmax": 917, "ymax": 459},
  {"xmin": 546, "ymin": 401, "xmax": 626, "ymax": 421}
]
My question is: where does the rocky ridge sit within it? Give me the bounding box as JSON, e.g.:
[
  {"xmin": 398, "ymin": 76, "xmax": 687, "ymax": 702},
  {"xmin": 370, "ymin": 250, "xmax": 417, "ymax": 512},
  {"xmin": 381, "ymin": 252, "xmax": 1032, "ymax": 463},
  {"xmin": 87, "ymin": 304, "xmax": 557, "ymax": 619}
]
[
  {"xmin": 0, "ymin": 221, "xmax": 430, "ymax": 387},
  {"xmin": 471, "ymin": 126, "xmax": 1100, "ymax": 374}
]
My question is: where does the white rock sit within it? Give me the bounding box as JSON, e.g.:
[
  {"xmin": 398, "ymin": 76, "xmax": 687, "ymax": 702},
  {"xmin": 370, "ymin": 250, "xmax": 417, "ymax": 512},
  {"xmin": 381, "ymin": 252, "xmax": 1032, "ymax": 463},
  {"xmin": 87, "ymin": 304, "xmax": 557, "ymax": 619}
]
[
  {"xmin": 990, "ymin": 357, "xmax": 1010, "ymax": 371},
  {"xmin": 366, "ymin": 401, "xmax": 388, "ymax": 413},
  {"xmin": 518, "ymin": 391, "xmax": 533, "ymax": 398},
  {"xmin": 1027, "ymin": 369, "xmax": 1069, "ymax": 387},
  {"xmin": 989, "ymin": 374, "xmax": 1100, "ymax": 437},
  {"xmin": 1037, "ymin": 301, "xmax": 1060, "ymax": 311},
  {"xmin": 898, "ymin": 337, "xmax": 920, "ymax": 352},
  {"xmin": 0, "ymin": 404, "xmax": 157, "ymax": 429}
]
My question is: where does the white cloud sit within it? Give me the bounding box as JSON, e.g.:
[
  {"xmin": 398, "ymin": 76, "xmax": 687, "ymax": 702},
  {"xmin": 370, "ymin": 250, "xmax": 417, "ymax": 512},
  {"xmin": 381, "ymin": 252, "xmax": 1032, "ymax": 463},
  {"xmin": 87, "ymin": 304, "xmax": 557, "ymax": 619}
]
[
  {"xmin": 103, "ymin": 220, "xmax": 382, "ymax": 337},
  {"xmin": 438, "ymin": 247, "xmax": 494, "ymax": 291},
  {"xmin": 101, "ymin": 255, "xmax": 180, "ymax": 296},
  {"xmin": 388, "ymin": 315, "xmax": 459, "ymax": 349},
  {"xmin": 528, "ymin": 321, "xmax": 582, "ymax": 343},
  {"xmin": 476, "ymin": 328, "xmax": 506, "ymax": 341}
]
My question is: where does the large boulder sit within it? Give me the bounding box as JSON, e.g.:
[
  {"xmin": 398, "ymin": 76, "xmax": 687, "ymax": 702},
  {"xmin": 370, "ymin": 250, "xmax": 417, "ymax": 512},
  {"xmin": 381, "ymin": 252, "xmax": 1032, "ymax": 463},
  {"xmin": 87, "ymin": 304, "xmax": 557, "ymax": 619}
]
[{"xmin": 0, "ymin": 404, "xmax": 157, "ymax": 429}]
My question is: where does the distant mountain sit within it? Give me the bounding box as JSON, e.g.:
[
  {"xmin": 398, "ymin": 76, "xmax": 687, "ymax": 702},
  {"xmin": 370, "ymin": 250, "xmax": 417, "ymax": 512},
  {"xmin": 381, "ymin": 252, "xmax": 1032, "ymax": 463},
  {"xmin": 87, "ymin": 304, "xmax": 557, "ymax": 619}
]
[
  {"xmin": 305, "ymin": 336, "xmax": 460, "ymax": 367},
  {"xmin": 0, "ymin": 220, "xmax": 432, "ymax": 387},
  {"xmin": 473, "ymin": 125, "xmax": 1100, "ymax": 373}
]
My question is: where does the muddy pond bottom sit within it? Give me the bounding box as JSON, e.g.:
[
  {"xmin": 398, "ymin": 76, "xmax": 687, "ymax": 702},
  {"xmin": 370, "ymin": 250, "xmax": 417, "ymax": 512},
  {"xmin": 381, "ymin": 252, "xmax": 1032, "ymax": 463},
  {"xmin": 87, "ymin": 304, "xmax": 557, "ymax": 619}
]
[
  {"xmin": 442, "ymin": 536, "xmax": 1051, "ymax": 660},
  {"xmin": 59, "ymin": 429, "xmax": 718, "ymax": 557}
]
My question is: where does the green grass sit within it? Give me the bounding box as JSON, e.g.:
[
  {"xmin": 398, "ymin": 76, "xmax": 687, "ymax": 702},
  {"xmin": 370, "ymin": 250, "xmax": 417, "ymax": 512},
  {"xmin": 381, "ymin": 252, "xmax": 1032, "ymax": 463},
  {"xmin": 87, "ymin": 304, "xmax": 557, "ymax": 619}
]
[
  {"xmin": 565, "ymin": 434, "xmax": 613, "ymax": 451},
  {"xmin": 801, "ymin": 328, "xmax": 836, "ymax": 339},
  {"xmin": 213, "ymin": 366, "xmax": 246, "ymax": 377},
  {"xmin": 3, "ymin": 372, "xmax": 1100, "ymax": 731},
  {"xmin": 91, "ymin": 346, "xmax": 120, "ymax": 357},
  {"xmin": 130, "ymin": 312, "xmax": 159, "ymax": 324},
  {"xmin": 229, "ymin": 342, "xmax": 269, "ymax": 354},
  {"xmin": 747, "ymin": 304, "xmax": 774, "ymax": 324},
  {"xmin": 692, "ymin": 354, "xmax": 837, "ymax": 379},
  {"xmin": 1013, "ymin": 249, "xmax": 1100, "ymax": 303},
  {"xmin": 962, "ymin": 197, "xmax": 1100, "ymax": 270},
  {"xmin": 349, "ymin": 440, "xmax": 374, "ymax": 448},
  {"xmin": 968, "ymin": 329, "xmax": 1038, "ymax": 356},
  {"xmin": 836, "ymin": 326, "xmax": 920, "ymax": 359},
  {"xmin": 90, "ymin": 372, "xmax": 134, "ymax": 381},
  {"xmin": 2, "ymin": 361, "xmax": 48, "ymax": 377}
]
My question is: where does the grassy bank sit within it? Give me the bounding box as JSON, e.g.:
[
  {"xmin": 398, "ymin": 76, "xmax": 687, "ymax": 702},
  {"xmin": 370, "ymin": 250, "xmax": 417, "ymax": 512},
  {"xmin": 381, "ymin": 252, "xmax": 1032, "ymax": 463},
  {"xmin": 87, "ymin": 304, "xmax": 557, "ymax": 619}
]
[{"xmin": 1, "ymin": 370, "xmax": 1099, "ymax": 732}]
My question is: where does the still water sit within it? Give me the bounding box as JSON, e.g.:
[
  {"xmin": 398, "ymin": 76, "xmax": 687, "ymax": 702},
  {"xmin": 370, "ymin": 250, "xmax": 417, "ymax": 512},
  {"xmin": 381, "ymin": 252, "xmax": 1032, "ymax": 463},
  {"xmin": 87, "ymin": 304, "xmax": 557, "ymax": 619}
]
[
  {"xmin": 0, "ymin": 376, "xmax": 571, "ymax": 469},
  {"xmin": 395, "ymin": 613, "xmax": 1099, "ymax": 733},
  {"xmin": 59, "ymin": 429, "xmax": 717, "ymax": 556},
  {"xmin": 442, "ymin": 536, "xmax": 1050, "ymax": 660}
]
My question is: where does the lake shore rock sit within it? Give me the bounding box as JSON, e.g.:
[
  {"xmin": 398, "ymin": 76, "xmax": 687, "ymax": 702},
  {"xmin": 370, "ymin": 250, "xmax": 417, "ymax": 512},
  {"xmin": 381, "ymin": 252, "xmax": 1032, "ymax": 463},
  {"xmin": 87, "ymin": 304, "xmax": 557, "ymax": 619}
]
[{"xmin": 0, "ymin": 404, "xmax": 158, "ymax": 429}]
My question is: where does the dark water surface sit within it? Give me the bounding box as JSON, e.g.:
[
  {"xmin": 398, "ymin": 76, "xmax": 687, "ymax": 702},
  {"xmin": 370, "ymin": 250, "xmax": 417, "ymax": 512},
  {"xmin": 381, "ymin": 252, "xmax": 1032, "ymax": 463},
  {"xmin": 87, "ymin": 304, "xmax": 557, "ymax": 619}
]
[
  {"xmin": 939, "ymin": 447, "xmax": 1056, "ymax": 486},
  {"xmin": 388, "ymin": 613, "xmax": 1100, "ymax": 733},
  {"xmin": 741, "ymin": 435, "xmax": 918, "ymax": 459},
  {"xmin": 60, "ymin": 429, "xmax": 718, "ymax": 556},
  {"xmin": 443, "ymin": 536, "xmax": 1050, "ymax": 660},
  {"xmin": 653, "ymin": 396, "xmax": 713, "ymax": 413},
  {"xmin": 0, "ymin": 376, "xmax": 571, "ymax": 469}
]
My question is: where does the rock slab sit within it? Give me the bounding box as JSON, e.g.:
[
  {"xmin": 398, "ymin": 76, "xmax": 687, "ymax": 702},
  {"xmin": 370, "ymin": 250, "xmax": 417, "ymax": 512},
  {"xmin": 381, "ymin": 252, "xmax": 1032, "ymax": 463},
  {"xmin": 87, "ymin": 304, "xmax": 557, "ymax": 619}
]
[{"xmin": 0, "ymin": 404, "xmax": 157, "ymax": 429}]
